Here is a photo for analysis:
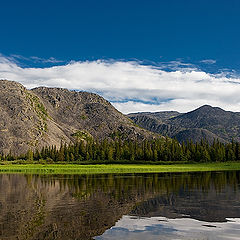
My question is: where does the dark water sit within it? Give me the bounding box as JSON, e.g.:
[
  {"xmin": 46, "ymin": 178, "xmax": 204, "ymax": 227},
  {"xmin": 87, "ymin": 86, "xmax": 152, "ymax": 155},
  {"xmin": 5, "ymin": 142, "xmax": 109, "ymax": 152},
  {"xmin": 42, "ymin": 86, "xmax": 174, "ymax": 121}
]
[{"xmin": 0, "ymin": 171, "xmax": 240, "ymax": 240}]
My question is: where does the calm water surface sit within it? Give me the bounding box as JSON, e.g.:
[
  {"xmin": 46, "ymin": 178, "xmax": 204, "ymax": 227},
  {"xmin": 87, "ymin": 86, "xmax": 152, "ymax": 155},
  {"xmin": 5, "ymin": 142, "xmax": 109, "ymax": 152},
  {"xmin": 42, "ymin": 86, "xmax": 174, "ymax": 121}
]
[{"xmin": 0, "ymin": 171, "xmax": 240, "ymax": 239}]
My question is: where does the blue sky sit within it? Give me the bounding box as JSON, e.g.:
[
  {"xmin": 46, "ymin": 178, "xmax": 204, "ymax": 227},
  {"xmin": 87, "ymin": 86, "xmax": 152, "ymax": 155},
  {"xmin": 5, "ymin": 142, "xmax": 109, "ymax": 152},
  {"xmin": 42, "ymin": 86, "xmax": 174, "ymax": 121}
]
[
  {"xmin": 1, "ymin": 0, "xmax": 240, "ymax": 69},
  {"xmin": 1, "ymin": 0, "xmax": 240, "ymax": 113}
]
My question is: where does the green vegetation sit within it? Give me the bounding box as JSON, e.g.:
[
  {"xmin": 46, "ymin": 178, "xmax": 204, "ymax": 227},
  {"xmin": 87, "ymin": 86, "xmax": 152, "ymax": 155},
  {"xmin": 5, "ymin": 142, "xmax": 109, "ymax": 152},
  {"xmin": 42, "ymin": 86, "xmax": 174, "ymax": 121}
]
[
  {"xmin": 25, "ymin": 91, "xmax": 48, "ymax": 121},
  {"xmin": 0, "ymin": 162, "xmax": 240, "ymax": 174},
  {"xmin": 25, "ymin": 91, "xmax": 49, "ymax": 135},
  {"xmin": 80, "ymin": 115, "xmax": 87, "ymax": 120},
  {"xmin": 71, "ymin": 130, "xmax": 93, "ymax": 141},
  {"xmin": 1, "ymin": 136, "xmax": 240, "ymax": 165}
]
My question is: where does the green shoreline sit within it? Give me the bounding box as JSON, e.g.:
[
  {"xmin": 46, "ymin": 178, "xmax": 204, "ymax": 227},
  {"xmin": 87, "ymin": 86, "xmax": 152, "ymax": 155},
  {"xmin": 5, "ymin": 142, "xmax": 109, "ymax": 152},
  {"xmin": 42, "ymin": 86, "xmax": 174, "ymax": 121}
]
[{"xmin": 0, "ymin": 162, "xmax": 240, "ymax": 174}]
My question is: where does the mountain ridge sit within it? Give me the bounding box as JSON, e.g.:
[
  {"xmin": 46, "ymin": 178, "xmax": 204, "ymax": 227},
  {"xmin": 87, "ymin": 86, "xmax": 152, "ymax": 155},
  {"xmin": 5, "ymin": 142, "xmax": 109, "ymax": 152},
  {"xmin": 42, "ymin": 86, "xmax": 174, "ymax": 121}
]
[
  {"xmin": 128, "ymin": 105, "xmax": 240, "ymax": 143},
  {"xmin": 0, "ymin": 80, "xmax": 157, "ymax": 155}
]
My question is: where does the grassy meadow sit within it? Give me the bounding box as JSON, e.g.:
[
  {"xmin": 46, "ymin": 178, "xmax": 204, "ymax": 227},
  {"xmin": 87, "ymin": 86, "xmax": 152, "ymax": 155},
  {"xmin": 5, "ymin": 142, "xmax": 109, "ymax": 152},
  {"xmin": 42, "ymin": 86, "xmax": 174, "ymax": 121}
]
[{"xmin": 0, "ymin": 162, "xmax": 240, "ymax": 174}]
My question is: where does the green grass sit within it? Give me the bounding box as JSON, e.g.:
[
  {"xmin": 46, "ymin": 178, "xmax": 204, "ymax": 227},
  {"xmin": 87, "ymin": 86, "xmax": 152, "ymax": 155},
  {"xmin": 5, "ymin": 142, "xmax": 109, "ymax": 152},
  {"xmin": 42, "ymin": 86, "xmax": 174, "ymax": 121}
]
[{"xmin": 0, "ymin": 162, "xmax": 240, "ymax": 174}]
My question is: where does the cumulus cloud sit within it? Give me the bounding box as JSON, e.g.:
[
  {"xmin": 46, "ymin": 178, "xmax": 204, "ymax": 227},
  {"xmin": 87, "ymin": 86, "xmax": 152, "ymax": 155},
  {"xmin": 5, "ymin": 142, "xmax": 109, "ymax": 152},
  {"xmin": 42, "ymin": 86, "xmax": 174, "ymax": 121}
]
[{"xmin": 0, "ymin": 55, "xmax": 240, "ymax": 114}]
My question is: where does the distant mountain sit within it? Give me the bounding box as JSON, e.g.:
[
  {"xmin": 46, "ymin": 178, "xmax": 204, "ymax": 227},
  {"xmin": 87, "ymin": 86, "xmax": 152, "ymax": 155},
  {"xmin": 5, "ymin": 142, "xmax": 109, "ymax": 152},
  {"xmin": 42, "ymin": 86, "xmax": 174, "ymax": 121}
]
[
  {"xmin": 128, "ymin": 105, "xmax": 240, "ymax": 143},
  {"xmin": 0, "ymin": 80, "xmax": 157, "ymax": 155}
]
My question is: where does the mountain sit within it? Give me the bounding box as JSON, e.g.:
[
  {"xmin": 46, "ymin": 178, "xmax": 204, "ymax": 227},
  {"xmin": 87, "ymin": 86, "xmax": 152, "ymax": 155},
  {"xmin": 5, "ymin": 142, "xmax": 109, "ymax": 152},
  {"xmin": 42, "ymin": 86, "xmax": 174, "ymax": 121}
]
[
  {"xmin": 0, "ymin": 80, "xmax": 157, "ymax": 155},
  {"xmin": 128, "ymin": 105, "xmax": 240, "ymax": 143}
]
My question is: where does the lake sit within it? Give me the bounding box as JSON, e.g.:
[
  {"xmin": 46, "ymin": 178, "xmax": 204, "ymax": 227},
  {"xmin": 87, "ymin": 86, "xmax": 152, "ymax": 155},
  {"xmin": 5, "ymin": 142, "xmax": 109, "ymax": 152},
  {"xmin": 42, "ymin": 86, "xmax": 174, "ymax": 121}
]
[{"xmin": 0, "ymin": 171, "xmax": 240, "ymax": 239}]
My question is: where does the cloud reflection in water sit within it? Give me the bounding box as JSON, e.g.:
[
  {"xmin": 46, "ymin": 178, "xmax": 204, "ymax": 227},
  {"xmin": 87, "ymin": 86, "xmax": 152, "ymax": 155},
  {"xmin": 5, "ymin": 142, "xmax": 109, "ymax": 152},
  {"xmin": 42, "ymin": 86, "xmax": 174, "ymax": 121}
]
[{"xmin": 95, "ymin": 215, "xmax": 240, "ymax": 240}]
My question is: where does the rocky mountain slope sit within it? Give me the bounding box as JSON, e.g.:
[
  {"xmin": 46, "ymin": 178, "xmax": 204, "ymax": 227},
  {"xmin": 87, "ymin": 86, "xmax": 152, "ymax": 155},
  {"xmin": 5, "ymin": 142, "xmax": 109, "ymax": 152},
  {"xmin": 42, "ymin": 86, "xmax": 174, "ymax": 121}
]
[
  {"xmin": 0, "ymin": 80, "xmax": 156, "ymax": 155},
  {"xmin": 128, "ymin": 105, "xmax": 240, "ymax": 143}
]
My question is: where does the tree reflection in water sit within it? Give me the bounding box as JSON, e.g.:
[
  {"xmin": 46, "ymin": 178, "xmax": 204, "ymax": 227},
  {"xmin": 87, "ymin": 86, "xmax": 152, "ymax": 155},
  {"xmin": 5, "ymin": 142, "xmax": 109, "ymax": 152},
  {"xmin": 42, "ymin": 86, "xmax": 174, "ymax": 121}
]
[{"xmin": 0, "ymin": 171, "xmax": 239, "ymax": 239}]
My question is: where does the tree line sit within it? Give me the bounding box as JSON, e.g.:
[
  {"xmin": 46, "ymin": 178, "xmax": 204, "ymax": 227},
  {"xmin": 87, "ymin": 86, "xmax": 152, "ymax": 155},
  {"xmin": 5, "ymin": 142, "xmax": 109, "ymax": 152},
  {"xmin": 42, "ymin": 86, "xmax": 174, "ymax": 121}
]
[{"xmin": 2, "ymin": 137, "xmax": 240, "ymax": 163}]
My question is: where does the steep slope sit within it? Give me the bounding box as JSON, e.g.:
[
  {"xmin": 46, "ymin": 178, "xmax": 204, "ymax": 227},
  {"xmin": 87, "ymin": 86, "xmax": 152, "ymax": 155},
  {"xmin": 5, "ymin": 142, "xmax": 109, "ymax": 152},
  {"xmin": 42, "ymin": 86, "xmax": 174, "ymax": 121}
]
[
  {"xmin": 174, "ymin": 128, "xmax": 226, "ymax": 143},
  {"xmin": 0, "ymin": 80, "xmax": 156, "ymax": 155},
  {"xmin": 128, "ymin": 111, "xmax": 181, "ymax": 136},
  {"xmin": 32, "ymin": 86, "xmax": 153, "ymax": 142},
  {"xmin": 0, "ymin": 80, "xmax": 69, "ymax": 155},
  {"xmin": 128, "ymin": 105, "xmax": 240, "ymax": 143}
]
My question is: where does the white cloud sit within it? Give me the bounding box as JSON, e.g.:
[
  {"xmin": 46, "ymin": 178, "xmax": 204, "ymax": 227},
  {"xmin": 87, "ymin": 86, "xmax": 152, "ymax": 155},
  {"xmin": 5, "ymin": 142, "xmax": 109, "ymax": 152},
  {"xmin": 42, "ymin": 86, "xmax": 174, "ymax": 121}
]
[
  {"xmin": 200, "ymin": 59, "xmax": 217, "ymax": 64},
  {"xmin": 0, "ymin": 53, "xmax": 63, "ymax": 65},
  {"xmin": 29, "ymin": 56, "xmax": 63, "ymax": 64},
  {"xmin": 0, "ymin": 55, "xmax": 240, "ymax": 114}
]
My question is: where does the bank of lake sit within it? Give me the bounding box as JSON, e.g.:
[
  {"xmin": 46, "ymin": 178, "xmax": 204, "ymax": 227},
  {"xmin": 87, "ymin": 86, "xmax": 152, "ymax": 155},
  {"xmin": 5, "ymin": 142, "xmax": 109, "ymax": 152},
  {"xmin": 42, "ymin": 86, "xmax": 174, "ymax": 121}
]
[{"xmin": 0, "ymin": 162, "xmax": 240, "ymax": 174}]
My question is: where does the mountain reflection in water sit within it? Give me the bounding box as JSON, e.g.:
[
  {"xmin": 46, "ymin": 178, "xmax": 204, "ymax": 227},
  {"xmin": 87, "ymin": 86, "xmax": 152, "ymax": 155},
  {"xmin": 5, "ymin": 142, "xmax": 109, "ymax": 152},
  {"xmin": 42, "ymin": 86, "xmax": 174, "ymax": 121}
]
[{"xmin": 0, "ymin": 171, "xmax": 240, "ymax": 240}]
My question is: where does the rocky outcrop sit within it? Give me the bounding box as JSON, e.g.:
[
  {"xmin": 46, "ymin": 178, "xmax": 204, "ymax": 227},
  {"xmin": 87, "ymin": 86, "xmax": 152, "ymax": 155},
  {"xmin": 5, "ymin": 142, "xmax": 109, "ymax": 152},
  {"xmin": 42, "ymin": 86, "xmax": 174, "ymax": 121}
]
[{"xmin": 0, "ymin": 80, "xmax": 157, "ymax": 155}]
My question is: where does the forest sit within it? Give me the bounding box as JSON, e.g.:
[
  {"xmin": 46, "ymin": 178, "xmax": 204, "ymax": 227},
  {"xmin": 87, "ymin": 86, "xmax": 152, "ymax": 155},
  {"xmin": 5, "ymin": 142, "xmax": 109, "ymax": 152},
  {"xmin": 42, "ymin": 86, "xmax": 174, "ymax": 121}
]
[{"xmin": 1, "ymin": 137, "xmax": 240, "ymax": 163}]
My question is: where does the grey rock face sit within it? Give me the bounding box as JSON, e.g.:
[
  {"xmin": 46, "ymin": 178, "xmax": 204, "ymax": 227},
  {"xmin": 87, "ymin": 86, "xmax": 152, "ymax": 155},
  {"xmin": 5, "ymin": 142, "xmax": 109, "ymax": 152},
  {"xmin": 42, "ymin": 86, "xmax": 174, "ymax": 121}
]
[
  {"xmin": 0, "ymin": 80, "xmax": 156, "ymax": 155},
  {"xmin": 128, "ymin": 105, "xmax": 240, "ymax": 143}
]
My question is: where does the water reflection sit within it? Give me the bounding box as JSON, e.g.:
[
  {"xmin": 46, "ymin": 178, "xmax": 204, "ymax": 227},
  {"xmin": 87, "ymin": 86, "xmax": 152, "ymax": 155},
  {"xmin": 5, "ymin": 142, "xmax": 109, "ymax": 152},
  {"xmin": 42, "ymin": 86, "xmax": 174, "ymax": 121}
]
[
  {"xmin": 97, "ymin": 216, "xmax": 240, "ymax": 240},
  {"xmin": 0, "ymin": 171, "xmax": 239, "ymax": 239}
]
